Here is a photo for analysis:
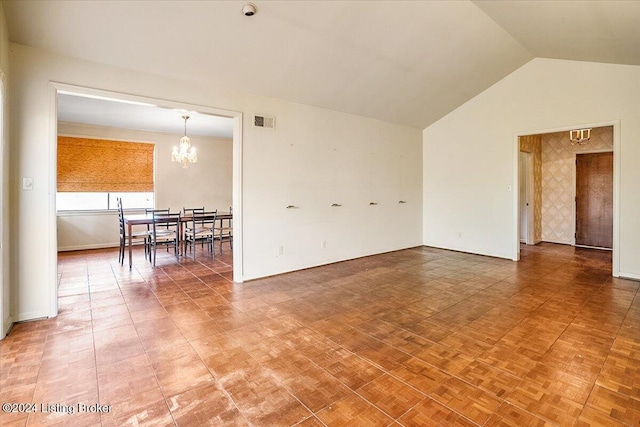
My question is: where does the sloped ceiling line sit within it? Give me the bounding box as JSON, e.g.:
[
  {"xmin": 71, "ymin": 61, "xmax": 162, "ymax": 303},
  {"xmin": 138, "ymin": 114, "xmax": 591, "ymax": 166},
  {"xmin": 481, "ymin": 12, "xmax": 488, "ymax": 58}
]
[{"xmin": 4, "ymin": 0, "xmax": 639, "ymax": 130}]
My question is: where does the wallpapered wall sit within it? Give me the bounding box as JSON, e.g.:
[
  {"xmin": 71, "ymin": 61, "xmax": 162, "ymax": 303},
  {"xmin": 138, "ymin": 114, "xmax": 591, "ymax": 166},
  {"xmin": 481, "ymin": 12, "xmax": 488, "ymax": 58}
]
[
  {"xmin": 519, "ymin": 135, "xmax": 542, "ymax": 242},
  {"xmin": 540, "ymin": 126, "xmax": 613, "ymax": 244}
]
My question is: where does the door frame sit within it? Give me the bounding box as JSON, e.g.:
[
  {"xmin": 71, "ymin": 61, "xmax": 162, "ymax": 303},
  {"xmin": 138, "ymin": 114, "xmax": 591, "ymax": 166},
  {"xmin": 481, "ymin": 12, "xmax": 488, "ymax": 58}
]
[
  {"xmin": 0, "ymin": 71, "xmax": 6, "ymax": 338},
  {"xmin": 513, "ymin": 120, "xmax": 620, "ymax": 277},
  {"xmin": 572, "ymin": 149, "xmax": 613, "ymax": 248},
  {"xmin": 518, "ymin": 150, "xmax": 534, "ymax": 245},
  {"xmin": 47, "ymin": 82, "xmax": 244, "ymax": 318}
]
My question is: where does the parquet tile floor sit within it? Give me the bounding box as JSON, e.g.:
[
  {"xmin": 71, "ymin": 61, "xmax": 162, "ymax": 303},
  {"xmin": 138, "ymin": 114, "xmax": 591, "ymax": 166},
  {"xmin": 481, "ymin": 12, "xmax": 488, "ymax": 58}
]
[{"xmin": 1, "ymin": 243, "xmax": 639, "ymax": 426}]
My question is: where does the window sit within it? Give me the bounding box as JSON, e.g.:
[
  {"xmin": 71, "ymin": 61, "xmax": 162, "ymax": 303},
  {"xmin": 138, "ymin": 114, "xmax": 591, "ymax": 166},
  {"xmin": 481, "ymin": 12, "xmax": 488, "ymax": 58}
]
[
  {"xmin": 57, "ymin": 136, "xmax": 155, "ymax": 211},
  {"xmin": 56, "ymin": 192, "xmax": 154, "ymax": 211}
]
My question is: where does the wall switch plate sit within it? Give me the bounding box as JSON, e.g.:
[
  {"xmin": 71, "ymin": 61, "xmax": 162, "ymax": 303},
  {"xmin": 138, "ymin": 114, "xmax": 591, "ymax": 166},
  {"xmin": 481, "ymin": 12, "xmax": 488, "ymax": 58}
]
[{"xmin": 22, "ymin": 177, "xmax": 34, "ymax": 191}]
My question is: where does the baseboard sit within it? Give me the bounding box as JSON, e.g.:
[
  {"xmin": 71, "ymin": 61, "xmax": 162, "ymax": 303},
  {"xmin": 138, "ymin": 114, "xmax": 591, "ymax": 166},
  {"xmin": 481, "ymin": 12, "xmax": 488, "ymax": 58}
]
[
  {"xmin": 540, "ymin": 239, "xmax": 573, "ymax": 245},
  {"xmin": 619, "ymin": 271, "xmax": 640, "ymax": 281},
  {"xmin": 15, "ymin": 310, "xmax": 50, "ymax": 323},
  {"xmin": 421, "ymin": 242, "xmax": 512, "ymax": 261},
  {"xmin": 243, "ymin": 243, "xmax": 423, "ymax": 282},
  {"xmin": 1, "ymin": 315, "xmax": 12, "ymax": 339},
  {"xmin": 58, "ymin": 242, "xmax": 132, "ymax": 252}
]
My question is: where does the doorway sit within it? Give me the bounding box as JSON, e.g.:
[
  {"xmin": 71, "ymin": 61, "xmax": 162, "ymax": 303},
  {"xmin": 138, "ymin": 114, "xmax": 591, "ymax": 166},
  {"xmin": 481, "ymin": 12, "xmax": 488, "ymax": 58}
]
[
  {"xmin": 514, "ymin": 121, "xmax": 620, "ymax": 276},
  {"xmin": 48, "ymin": 83, "xmax": 244, "ymax": 318},
  {"xmin": 575, "ymin": 151, "xmax": 613, "ymax": 249}
]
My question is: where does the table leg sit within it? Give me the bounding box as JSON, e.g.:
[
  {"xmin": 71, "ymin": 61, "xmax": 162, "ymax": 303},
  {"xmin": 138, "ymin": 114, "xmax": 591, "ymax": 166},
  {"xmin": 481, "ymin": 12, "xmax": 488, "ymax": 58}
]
[{"xmin": 128, "ymin": 222, "xmax": 133, "ymax": 269}]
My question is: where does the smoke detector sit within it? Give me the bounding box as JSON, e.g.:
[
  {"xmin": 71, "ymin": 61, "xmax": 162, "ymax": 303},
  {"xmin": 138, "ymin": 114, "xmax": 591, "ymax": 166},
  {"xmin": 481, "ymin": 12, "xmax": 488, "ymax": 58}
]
[{"xmin": 243, "ymin": 3, "xmax": 257, "ymax": 16}]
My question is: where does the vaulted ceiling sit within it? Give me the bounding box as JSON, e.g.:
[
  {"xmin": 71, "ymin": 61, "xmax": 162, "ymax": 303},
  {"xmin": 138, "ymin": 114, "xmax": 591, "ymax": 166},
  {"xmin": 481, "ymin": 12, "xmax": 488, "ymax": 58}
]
[{"xmin": 4, "ymin": 0, "xmax": 640, "ymax": 130}]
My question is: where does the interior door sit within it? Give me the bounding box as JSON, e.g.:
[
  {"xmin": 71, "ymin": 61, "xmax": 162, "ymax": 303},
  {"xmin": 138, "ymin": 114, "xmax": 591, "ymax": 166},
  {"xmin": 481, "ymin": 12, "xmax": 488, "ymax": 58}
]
[{"xmin": 575, "ymin": 152, "xmax": 613, "ymax": 249}]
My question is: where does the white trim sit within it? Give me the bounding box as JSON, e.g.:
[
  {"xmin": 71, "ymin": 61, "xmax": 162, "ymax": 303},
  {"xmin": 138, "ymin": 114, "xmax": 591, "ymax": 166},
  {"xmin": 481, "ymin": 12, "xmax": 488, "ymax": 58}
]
[
  {"xmin": 575, "ymin": 244, "xmax": 612, "ymax": 251},
  {"xmin": 612, "ymin": 122, "xmax": 621, "ymax": 278},
  {"xmin": 232, "ymin": 113, "xmax": 243, "ymax": 283},
  {"xmin": 518, "ymin": 151, "xmax": 535, "ymax": 245},
  {"xmin": 514, "ymin": 120, "xmax": 620, "ymax": 277},
  {"xmin": 518, "ymin": 151, "xmax": 525, "ymax": 244},
  {"xmin": 58, "ymin": 243, "xmax": 122, "ymax": 252},
  {"xmin": 512, "ymin": 135, "xmax": 520, "ymax": 261},
  {"xmin": 14, "ymin": 310, "xmax": 50, "ymax": 323},
  {"xmin": 0, "ymin": 70, "xmax": 6, "ymax": 338},
  {"xmin": 2, "ymin": 315, "xmax": 10, "ymax": 338},
  {"xmin": 56, "ymin": 210, "xmax": 131, "ymax": 217},
  {"xmin": 527, "ymin": 153, "xmax": 535, "ymax": 245},
  {"xmin": 48, "ymin": 83, "xmax": 245, "ymax": 319},
  {"xmin": 619, "ymin": 272, "xmax": 640, "ymax": 281},
  {"xmin": 48, "ymin": 85, "xmax": 58, "ymax": 318},
  {"xmin": 543, "ymin": 238, "xmax": 574, "ymax": 246},
  {"xmin": 243, "ymin": 244, "xmax": 433, "ymax": 282}
]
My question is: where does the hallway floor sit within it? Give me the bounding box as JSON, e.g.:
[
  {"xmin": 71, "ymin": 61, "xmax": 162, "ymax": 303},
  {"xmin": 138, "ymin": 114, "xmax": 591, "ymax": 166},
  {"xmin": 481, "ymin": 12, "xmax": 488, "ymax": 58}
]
[{"xmin": 1, "ymin": 243, "xmax": 638, "ymax": 426}]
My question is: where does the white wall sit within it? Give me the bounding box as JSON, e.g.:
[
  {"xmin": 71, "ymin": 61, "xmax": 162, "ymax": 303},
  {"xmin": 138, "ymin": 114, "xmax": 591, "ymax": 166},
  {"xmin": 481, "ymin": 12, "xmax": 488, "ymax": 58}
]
[
  {"xmin": 9, "ymin": 43, "xmax": 423, "ymax": 321},
  {"xmin": 0, "ymin": 4, "xmax": 10, "ymax": 336},
  {"xmin": 423, "ymin": 58, "xmax": 640, "ymax": 279},
  {"xmin": 56, "ymin": 122, "xmax": 233, "ymax": 251}
]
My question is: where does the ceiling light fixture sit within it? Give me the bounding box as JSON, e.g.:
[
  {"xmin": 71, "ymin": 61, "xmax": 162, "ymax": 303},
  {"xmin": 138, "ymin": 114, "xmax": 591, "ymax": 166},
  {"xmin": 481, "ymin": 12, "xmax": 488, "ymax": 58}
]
[
  {"xmin": 569, "ymin": 128, "xmax": 591, "ymax": 146},
  {"xmin": 172, "ymin": 115, "xmax": 197, "ymax": 168}
]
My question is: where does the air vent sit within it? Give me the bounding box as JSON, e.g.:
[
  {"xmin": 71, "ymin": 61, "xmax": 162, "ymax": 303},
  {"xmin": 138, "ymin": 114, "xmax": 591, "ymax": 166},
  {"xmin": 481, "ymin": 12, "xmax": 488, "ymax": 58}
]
[{"xmin": 253, "ymin": 114, "xmax": 275, "ymax": 129}]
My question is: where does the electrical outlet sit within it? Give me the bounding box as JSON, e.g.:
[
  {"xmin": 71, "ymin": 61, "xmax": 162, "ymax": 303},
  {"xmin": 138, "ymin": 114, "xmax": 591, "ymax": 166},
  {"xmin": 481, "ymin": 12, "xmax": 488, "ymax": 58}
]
[
  {"xmin": 321, "ymin": 240, "xmax": 327, "ymax": 249},
  {"xmin": 278, "ymin": 246, "xmax": 284, "ymax": 256}
]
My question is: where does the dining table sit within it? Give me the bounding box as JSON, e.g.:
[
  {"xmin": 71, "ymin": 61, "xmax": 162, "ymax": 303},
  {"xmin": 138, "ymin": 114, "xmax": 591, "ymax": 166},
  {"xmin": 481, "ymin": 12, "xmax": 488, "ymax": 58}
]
[{"xmin": 122, "ymin": 211, "xmax": 232, "ymax": 268}]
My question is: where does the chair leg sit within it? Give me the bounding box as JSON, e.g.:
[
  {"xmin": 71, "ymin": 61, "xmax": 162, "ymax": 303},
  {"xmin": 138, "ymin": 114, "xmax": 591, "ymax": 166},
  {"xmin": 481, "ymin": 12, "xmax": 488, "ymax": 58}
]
[{"xmin": 119, "ymin": 236, "xmax": 125, "ymax": 265}]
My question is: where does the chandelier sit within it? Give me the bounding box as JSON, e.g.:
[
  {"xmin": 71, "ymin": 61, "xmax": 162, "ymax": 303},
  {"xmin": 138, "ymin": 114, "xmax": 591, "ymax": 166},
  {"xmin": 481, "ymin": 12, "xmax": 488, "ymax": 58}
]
[
  {"xmin": 569, "ymin": 128, "xmax": 591, "ymax": 146},
  {"xmin": 172, "ymin": 115, "xmax": 197, "ymax": 167}
]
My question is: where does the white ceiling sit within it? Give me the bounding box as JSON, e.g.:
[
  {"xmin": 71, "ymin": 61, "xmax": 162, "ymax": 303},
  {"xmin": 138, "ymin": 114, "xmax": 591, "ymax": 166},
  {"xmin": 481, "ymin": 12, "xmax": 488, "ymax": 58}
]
[
  {"xmin": 473, "ymin": 0, "xmax": 640, "ymax": 66},
  {"xmin": 5, "ymin": 1, "xmax": 640, "ymax": 131},
  {"xmin": 58, "ymin": 93, "xmax": 234, "ymax": 139}
]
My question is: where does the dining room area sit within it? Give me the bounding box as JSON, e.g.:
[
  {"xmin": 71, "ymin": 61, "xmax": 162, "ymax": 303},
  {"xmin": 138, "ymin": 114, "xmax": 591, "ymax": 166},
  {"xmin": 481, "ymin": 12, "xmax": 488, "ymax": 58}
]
[{"xmin": 55, "ymin": 91, "xmax": 235, "ymax": 273}]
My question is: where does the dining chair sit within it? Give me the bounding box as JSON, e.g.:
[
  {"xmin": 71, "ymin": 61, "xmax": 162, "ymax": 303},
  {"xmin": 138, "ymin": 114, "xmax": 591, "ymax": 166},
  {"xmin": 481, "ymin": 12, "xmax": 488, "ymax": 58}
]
[
  {"xmin": 183, "ymin": 207, "xmax": 204, "ymax": 216},
  {"xmin": 214, "ymin": 206, "xmax": 233, "ymax": 255},
  {"xmin": 117, "ymin": 198, "xmax": 151, "ymax": 265},
  {"xmin": 183, "ymin": 206, "xmax": 205, "ymax": 251},
  {"xmin": 184, "ymin": 210, "xmax": 217, "ymax": 258},
  {"xmin": 149, "ymin": 211, "xmax": 181, "ymax": 266},
  {"xmin": 146, "ymin": 208, "xmax": 169, "ymax": 220},
  {"xmin": 145, "ymin": 207, "xmax": 169, "ymax": 240}
]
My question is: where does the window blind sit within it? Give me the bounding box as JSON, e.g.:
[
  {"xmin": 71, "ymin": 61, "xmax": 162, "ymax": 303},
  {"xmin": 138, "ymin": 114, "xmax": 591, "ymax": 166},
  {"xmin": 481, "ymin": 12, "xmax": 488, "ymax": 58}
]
[{"xmin": 57, "ymin": 136, "xmax": 154, "ymax": 192}]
